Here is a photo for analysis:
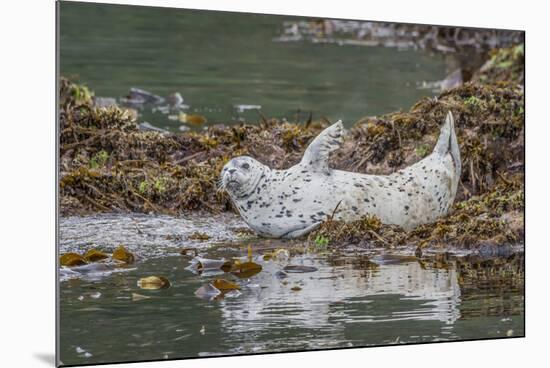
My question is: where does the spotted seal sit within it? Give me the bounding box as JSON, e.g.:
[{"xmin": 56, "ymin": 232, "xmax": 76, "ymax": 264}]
[{"xmin": 219, "ymin": 112, "xmax": 461, "ymax": 238}]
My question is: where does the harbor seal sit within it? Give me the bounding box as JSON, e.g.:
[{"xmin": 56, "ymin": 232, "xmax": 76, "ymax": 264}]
[{"xmin": 219, "ymin": 112, "xmax": 461, "ymax": 238}]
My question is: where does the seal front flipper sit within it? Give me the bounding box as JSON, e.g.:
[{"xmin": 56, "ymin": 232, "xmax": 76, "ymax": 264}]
[
  {"xmin": 281, "ymin": 222, "xmax": 322, "ymax": 239},
  {"xmin": 300, "ymin": 120, "xmax": 344, "ymax": 173}
]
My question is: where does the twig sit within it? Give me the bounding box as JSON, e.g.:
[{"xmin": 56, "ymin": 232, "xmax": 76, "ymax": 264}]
[
  {"xmin": 391, "ymin": 120, "xmax": 402, "ymax": 148},
  {"xmin": 175, "ymin": 151, "xmax": 204, "ymax": 165},
  {"xmin": 129, "ymin": 187, "xmax": 162, "ymax": 213},
  {"xmin": 496, "ymin": 171, "xmax": 511, "ymax": 185},
  {"xmin": 460, "ymin": 180, "xmax": 471, "ymax": 197},
  {"xmin": 353, "ymin": 151, "xmax": 373, "ymax": 172},
  {"xmin": 305, "ymin": 111, "xmax": 313, "ymax": 129},
  {"xmin": 83, "ymin": 194, "xmax": 111, "ymax": 211},
  {"xmin": 368, "ymin": 230, "xmax": 390, "ymax": 246},
  {"xmin": 129, "ymin": 217, "xmax": 144, "ymax": 235},
  {"xmin": 321, "ymin": 116, "xmax": 332, "ymax": 125},
  {"xmin": 328, "ymin": 200, "xmax": 343, "ymax": 222},
  {"xmin": 256, "ymin": 109, "xmax": 268, "ymax": 125},
  {"xmin": 62, "ymin": 135, "xmax": 99, "ymax": 151}
]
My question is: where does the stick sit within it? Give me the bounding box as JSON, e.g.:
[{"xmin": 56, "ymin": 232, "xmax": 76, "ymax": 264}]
[
  {"xmin": 175, "ymin": 151, "xmax": 204, "ymax": 165},
  {"xmin": 83, "ymin": 195, "xmax": 111, "ymax": 211},
  {"xmin": 328, "ymin": 200, "xmax": 343, "ymax": 222}
]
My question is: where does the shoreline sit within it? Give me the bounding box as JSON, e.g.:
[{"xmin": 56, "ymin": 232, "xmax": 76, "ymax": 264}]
[{"xmin": 58, "ymin": 44, "xmax": 524, "ymax": 252}]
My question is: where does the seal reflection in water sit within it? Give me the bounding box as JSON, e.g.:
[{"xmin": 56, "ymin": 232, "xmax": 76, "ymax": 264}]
[{"xmin": 219, "ymin": 112, "xmax": 461, "ymax": 239}]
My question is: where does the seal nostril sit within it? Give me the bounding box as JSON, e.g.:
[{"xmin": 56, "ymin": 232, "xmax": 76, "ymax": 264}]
[{"xmin": 228, "ymin": 169, "xmax": 236, "ymax": 174}]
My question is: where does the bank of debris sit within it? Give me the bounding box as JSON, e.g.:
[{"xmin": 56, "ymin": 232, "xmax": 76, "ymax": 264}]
[{"xmin": 59, "ymin": 43, "xmax": 524, "ymax": 250}]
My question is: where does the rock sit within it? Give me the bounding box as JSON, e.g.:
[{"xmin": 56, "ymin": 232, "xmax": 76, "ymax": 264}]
[
  {"xmin": 138, "ymin": 122, "xmax": 170, "ymax": 134},
  {"xmin": 234, "ymin": 104, "xmax": 262, "ymax": 113},
  {"xmin": 93, "ymin": 97, "xmax": 118, "ymax": 108},
  {"xmin": 167, "ymin": 92, "xmax": 184, "ymax": 107},
  {"xmin": 283, "ymin": 265, "xmax": 318, "ymax": 273},
  {"xmin": 127, "ymin": 88, "xmax": 164, "ymax": 104}
]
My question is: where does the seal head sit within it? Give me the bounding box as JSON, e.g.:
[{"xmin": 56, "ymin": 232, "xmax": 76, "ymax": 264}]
[{"xmin": 220, "ymin": 156, "xmax": 266, "ymax": 199}]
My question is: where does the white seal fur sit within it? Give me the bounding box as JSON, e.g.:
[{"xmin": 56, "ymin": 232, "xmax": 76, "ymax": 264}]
[{"xmin": 220, "ymin": 112, "xmax": 461, "ymax": 238}]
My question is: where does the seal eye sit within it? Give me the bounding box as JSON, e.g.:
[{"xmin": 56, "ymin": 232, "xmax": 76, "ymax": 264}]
[{"xmin": 241, "ymin": 163, "xmax": 250, "ymax": 170}]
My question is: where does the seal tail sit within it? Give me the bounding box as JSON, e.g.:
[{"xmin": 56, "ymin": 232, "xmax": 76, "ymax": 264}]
[{"xmin": 434, "ymin": 111, "xmax": 461, "ymax": 173}]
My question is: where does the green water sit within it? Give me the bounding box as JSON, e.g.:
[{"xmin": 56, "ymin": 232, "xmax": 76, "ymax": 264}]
[
  {"xmin": 58, "ymin": 214, "xmax": 524, "ymax": 366},
  {"xmin": 59, "ymin": 2, "xmax": 449, "ymax": 131}
]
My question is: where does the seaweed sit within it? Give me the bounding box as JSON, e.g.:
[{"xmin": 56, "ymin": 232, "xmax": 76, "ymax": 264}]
[
  {"xmin": 58, "ymin": 43, "xmax": 524, "ymax": 250},
  {"xmin": 473, "ymin": 44, "xmax": 524, "ymax": 85},
  {"xmin": 310, "ymin": 173, "xmax": 523, "ymax": 250}
]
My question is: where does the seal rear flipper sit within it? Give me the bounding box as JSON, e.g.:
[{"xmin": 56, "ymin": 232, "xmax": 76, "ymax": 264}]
[
  {"xmin": 281, "ymin": 222, "xmax": 322, "ymax": 239},
  {"xmin": 434, "ymin": 111, "xmax": 461, "ymax": 174},
  {"xmin": 300, "ymin": 120, "xmax": 344, "ymax": 173},
  {"xmin": 449, "ymin": 114, "xmax": 461, "ymax": 175}
]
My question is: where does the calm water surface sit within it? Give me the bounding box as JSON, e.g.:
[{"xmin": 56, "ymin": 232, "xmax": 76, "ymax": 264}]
[
  {"xmin": 58, "ymin": 214, "xmax": 524, "ymax": 366},
  {"xmin": 59, "ymin": 2, "xmax": 449, "ymax": 131}
]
